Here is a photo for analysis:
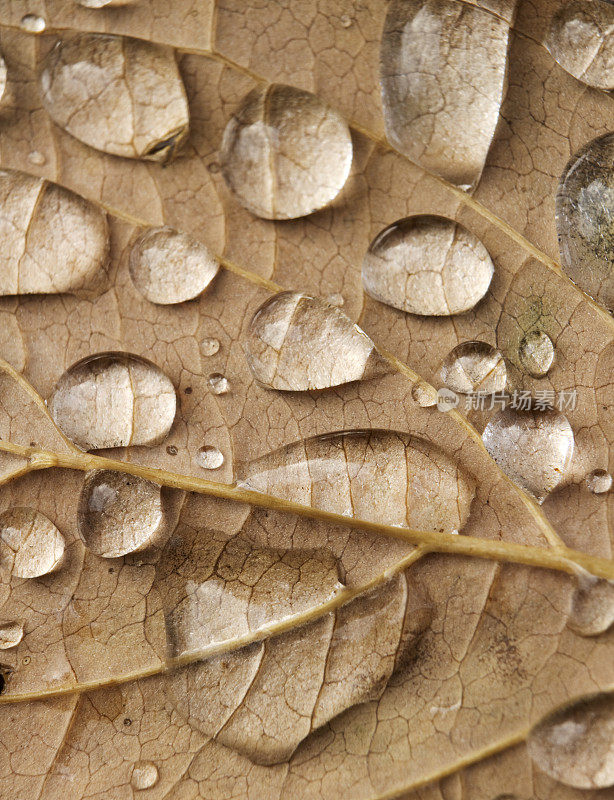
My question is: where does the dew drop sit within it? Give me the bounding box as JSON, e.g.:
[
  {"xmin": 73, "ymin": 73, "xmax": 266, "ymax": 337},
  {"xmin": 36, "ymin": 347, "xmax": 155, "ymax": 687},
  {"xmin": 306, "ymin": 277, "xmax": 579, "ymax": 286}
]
[
  {"xmin": 569, "ymin": 574, "xmax": 614, "ymax": 637},
  {"xmin": 129, "ymin": 227, "xmax": 220, "ymax": 305},
  {"xmin": 40, "ymin": 34, "xmax": 189, "ymax": 162},
  {"xmin": 27, "ymin": 150, "xmax": 46, "ymax": 166},
  {"xmin": 556, "ymin": 132, "xmax": 614, "ymax": 311},
  {"xmin": 587, "ymin": 468, "xmax": 612, "ymax": 494},
  {"xmin": 340, "ymin": 14, "xmax": 353, "ymax": 28},
  {"xmin": 518, "ymin": 330, "xmax": 555, "ymax": 378},
  {"xmin": 221, "ymin": 84, "xmax": 353, "ymax": 220},
  {"xmin": 363, "ymin": 216, "xmax": 494, "ymax": 316},
  {"xmin": 244, "ymin": 291, "xmax": 390, "ymax": 391},
  {"xmin": 546, "ymin": 1, "xmax": 614, "ymax": 91},
  {"xmin": 411, "ymin": 380, "xmax": 438, "ymax": 407},
  {"xmin": 238, "ymin": 429, "xmax": 475, "ymax": 533},
  {"xmin": 130, "ymin": 761, "xmax": 159, "ymax": 790},
  {"xmin": 20, "ymin": 14, "xmax": 46, "ymax": 33},
  {"xmin": 208, "ymin": 373, "xmax": 229, "ymax": 395},
  {"xmin": 0, "ymin": 622, "xmax": 24, "ymax": 650},
  {"xmin": 196, "ymin": 445, "xmax": 224, "ymax": 470},
  {"xmin": 201, "ymin": 337, "xmax": 220, "ymax": 357},
  {"xmin": 0, "ymin": 508, "xmax": 65, "ymax": 578},
  {"xmin": 440, "ymin": 341, "xmax": 506, "ymax": 395},
  {"xmin": 482, "ymin": 409, "xmax": 574, "ymax": 502},
  {"xmin": 49, "ymin": 352, "xmax": 176, "ymax": 451}
]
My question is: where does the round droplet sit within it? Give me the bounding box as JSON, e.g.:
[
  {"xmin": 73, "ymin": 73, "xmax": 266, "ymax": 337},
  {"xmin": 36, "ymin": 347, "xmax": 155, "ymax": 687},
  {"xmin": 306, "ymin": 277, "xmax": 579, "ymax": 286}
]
[
  {"xmin": 518, "ymin": 330, "xmax": 555, "ymax": 377},
  {"xmin": 482, "ymin": 409, "xmax": 574, "ymax": 502},
  {"xmin": 528, "ymin": 692, "xmax": 614, "ymax": 788},
  {"xmin": 201, "ymin": 337, "xmax": 220, "ymax": 356},
  {"xmin": 130, "ymin": 761, "xmax": 159, "ymax": 790},
  {"xmin": 340, "ymin": 13, "xmax": 353, "ymax": 27},
  {"xmin": 221, "ymin": 84, "xmax": 353, "ymax": 220},
  {"xmin": 0, "ymin": 508, "xmax": 65, "ymax": 578},
  {"xmin": 587, "ymin": 468, "xmax": 612, "ymax": 494},
  {"xmin": 197, "ymin": 445, "xmax": 224, "ymax": 470},
  {"xmin": 546, "ymin": 1, "xmax": 614, "ymax": 91},
  {"xmin": 27, "ymin": 151, "xmax": 46, "ymax": 166},
  {"xmin": 0, "ymin": 621, "xmax": 24, "ymax": 649},
  {"xmin": 363, "ymin": 216, "xmax": 494, "ymax": 316},
  {"xmin": 569, "ymin": 574, "xmax": 614, "ymax": 637},
  {"xmin": 129, "ymin": 227, "xmax": 220, "ymax": 305},
  {"xmin": 411, "ymin": 381, "xmax": 438, "ymax": 407},
  {"xmin": 78, "ymin": 471, "xmax": 166, "ymax": 558},
  {"xmin": 440, "ymin": 341, "xmax": 506, "ymax": 395},
  {"xmin": 49, "ymin": 352, "xmax": 176, "ymax": 451},
  {"xmin": 556, "ymin": 132, "xmax": 614, "ymax": 311},
  {"xmin": 20, "ymin": 14, "xmax": 46, "ymax": 32},
  {"xmin": 208, "ymin": 373, "xmax": 229, "ymax": 395},
  {"xmin": 40, "ymin": 34, "xmax": 189, "ymax": 162}
]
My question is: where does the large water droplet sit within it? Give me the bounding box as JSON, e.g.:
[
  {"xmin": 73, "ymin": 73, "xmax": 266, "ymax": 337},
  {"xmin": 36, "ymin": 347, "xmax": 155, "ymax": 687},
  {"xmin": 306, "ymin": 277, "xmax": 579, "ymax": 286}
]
[
  {"xmin": 220, "ymin": 84, "xmax": 353, "ymax": 220},
  {"xmin": 40, "ymin": 34, "xmax": 189, "ymax": 162},
  {"xmin": 0, "ymin": 508, "xmax": 65, "ymax": 578},
  {"xmin": 556, "ymin": 132, "xmax": 614, "ymax": 310},
  {"xmin": 587, "ymin": 468, "xmax": 612, "ymax": 494},
  {"xmin": 78, "ymin": 471, "xmax": 166, "ymax": 558},
  {"xmin": 238, "ymin": 430, "xmax": 476, "ymax": 533},
  {"xmin": 527, "ymin": 692, "xmax": 614, "ymax": 788},
  {"xmin": 518, "ymin": 330, "xmax": 555, "ymax": 378},
  {"xmin": 381, "ymin": 0, "xmax": 513, "ymax": 189},
  {"xmin": 244, "ymin": 291, "xmax": 389, "ymax": 391},
  {"xmin": 0, "ymin": 622, "xmax": 24, "ymax": 649},
  {"xmin": 0, "ymin": 169, "xmax": 109, "ymax": 297},
  {"xmin": 363, "ymin": 216, "xmax": 494, "ymax": 316},
  {"xmin": 547, "ymin": 1, "xmax": 614, "ymax": 91},
  {"xmin": 440, "ymin": 341, "xmax": 506, "ymax": 395},
  {"xmin": 482, "ymin": 410, "xmax": 574, "ymax": 502},
  {"xmin": 20, "ymin": 14, "xmax": 46, "ymax": 33},
  {"xmin": 129, "ymin": 227, "xmax": 220, "ymax": 305},
  {"xmin": 196, "ymin": 445, "xmax": 224, "ymax": 470},
  {"xmin": 49, "ymin": 352, "xmax": 176, "ymax": 450},
  {"xmin": 130, "ymin": 761, "xmax": 159, "ymax": 790}
]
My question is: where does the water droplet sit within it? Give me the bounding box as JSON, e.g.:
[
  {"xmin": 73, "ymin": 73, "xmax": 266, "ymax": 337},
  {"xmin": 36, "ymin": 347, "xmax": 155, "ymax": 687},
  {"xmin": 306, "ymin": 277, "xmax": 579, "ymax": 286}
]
[
  {"xmin": 207, "ymin": 373, "xmax": 229, "ymax": 395},
  {"xmin": 201, "ymin": 337, "xmax": 220, "ymax": 356},
  {"xmin": 49, "ymin": 352, "xmax": 176, "ymax": 450},
  {"xmin": 528, "ymin": 692, "xmax": 614, "ymax": 788},
  {"xmin": 0, "ymin": 508, "xmax": 65, "ymax": 578},
  {"xmin": 546, "ymin": 1, "xmax": 614, "ymax": 91},
  {"xmin": 325, "ymin": 292, "xmax": 344, "ymax": 308},
  {"xmin": 587, "ymin": 468, "xmax": 612, "ymax": 494},
  {"xmin": 27, "ymin": 151, "xmax": 46, "ymax": 166},
  {"xmin": 340, "ymin": 13, "xmax": 353, "ymax": 28},
  {"xmin": 238, "ymin": 430, "xmax": 475, "ymax": 533},
  {"xmin": 244, "ymin": 291, "xmax": 390, "ymax": 391},
  {"xmin": 518, "ymin": 330, "xmax": 555, "ymax": 378},
  {"xmin": 482, "ymin": 409, "xmax": 574, "ymax": 502},
  {"xmin": 381, "ymin": 0, "xmax": 512, "ymax": 188},
  {"xmin": 363, "ymin": 216, "xmax": 494, "ymax": 316},
  {"xmin": 556, "ymin": 132, "xmax": 614, "ymax": 310},
  {"xmin": 440, "ymin": 341, "xmax": 506, "ymax": 395},
  {"xmin": 0, "ymin": 622, "xmax": 24, "ymax": 650},
  {"xmin": 40, "ymin": 34, "xmax": 189, "ymax": 162},
  {"xmin": 411, "ymin": 380, "xmax": 437, "ymax": 407},
  {"xmin": 569, "ymin": 572, "xmax": 614, "ymax": 637},
  {"xmin": 196, "ymin": 445, "xmax": 224, "ymax": 470},
  {"xmin": 0, "ymin": 168, "xmax": 109, "ymax": 297},
  {"xmin": 78, "ymin": 471, "xmax": 166, "ymax": 558},
  {"xmin": 20, "ymin": 14, "xmax": 46, "ymax": 33},
  {"xmin": 166, "ymin": 445, "xmax": 178, "ymax": 456},
  {"xmin": 129, "ymin": 226, "xmax": 220, "ymax": 305},
  {"xmin": 130, "ymin": 761, "xmax": 159, "ymax": 790},
  {"xmin": 221, "ymin": 84, "xmax": 353, "ymax": 220},
  {"xmin": 0, "ymin": 53, "xmax": 6, "ymax": 105}
]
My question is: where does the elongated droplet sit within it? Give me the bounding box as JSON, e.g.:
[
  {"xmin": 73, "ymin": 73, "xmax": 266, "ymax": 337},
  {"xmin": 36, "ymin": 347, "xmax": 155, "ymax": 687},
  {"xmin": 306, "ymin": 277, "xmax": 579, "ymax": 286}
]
[
  {"xmin": 569, "ymin": 573, "xmax": 614, "ymax": 637},
  {"xmin": 528, "ymin": 693, "xmax": 614, "ymax": 788},
  {"xmin": 78, "ymin": 0, "xmax": 135, "ymax": 6},
  {"xmin": 0, "ymin": 51, "xmax": 6, "ymax": 105},
  {"xmin": 49, "ymin": 352, "xmax": 176, "ymax": 450},
  {"xmin": 482, "ymin": 410, "xmax": 574, "ymax": 502},
  {"xmin": 547, "ymin": 1, "xmax": 614, "ymax": 91},
  {"xmin": 238, "ymin": 430, "xmax": 476, "ymax": 533},
  {"xmin": 440, "ymin": 341, "xmax": 506, "ymax": 395},
  {"xmin": 40, "ymin": 34, "xmax": 189, "ymax": 162},
  {"xmin": 130, "ymin": 761, "xmax": 159, "ymax": 790},
  {"xmin": 556, "ymin": 132, "xmax": 614, "ymax": 310},
  {"xmin": 518, "ymin": 330, "xmax": 555, "ymax": 378},
  {"xmin": 20, "ymin": 14, "xmax": 46, "ymax": 32},
  {"xmin": 0, "ymin": 508, "xmax": 65, "ymax": 578},
  {"xmin": 363, "ymin": 216, "xmax": 494, "ymax": 315},
  {"xmin": 587, "ymin": 468, "xmax": 612, "ymax": 494},
  {"xmin": 0, "ymin": 622, "xmax": 24, "ymax": 649},
  {"xmin": 78, "ymin": 471, "xmax": 166, "ymax": 558},
  {"xmin": 221, "ymin": 84, "xmax": 352, "ymax": 220},
  {"xmin": 381, "ymin": 0, "xmax": 514, "ymax": 189},
  {"xmin": 245, "ymin": 292, "xmax": 390, "ymax": 391},
  {"xmin": 129, "ymin": 227, "xmax": 219, "ymax": 305},
  {"xmin": 196, "ymin": 445, "xmax": 224, "ymax": 470},
  {"xmin": 0, "ymin": 169, "xmax": 109, "ymax": 297}
]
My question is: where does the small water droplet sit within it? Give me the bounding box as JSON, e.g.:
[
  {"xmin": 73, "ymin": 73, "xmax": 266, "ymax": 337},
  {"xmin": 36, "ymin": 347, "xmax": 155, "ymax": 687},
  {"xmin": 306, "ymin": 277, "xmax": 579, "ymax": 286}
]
[
  {"xmin": 129, "ymin": 227, "xmax": 220, "ymax": 305},
  {"xmin": 411, "ymin": 381, "xmax": 437, "ymax": 407},
  {"xmin": 587, "ymin": 468, "xmax": 612, "ymax": 494},
  {"xmin": 0, "ymin": 622, "xmax": 24, "ymax": 650},
  {"xmin": 440, "ymin": 341, "xmax": 506, "ymax": 395},
  {"xmin": 197, "ymin": 445, "xmax": 224, "ymax": 470},
  {"xmin": 166, "ymin": 445, "xmax": 178, "ymax": 456},
  {"xmin": 130, "ymin": 761, "xmax": 159, "ymax": 790},
  {"xmin": 363, "ymin": 216, "xmax": 494, "ymax": 316},
  {"xmin": 49, "ymin": 352, "xmax": 176, "ymax": 451},
  {"xmin": 482, "ymin": 409, "xmax": 574, "ymax": 502},
  {"xmin": 325, "ymin": 292, "xmax": 344, "ymax": 308},
  {"xmin": 245, "ymin": 291, "xmax": 390, "ymax": 391},
  {"xmin": 518, "ymin": 330, "xmax": 555, "ymax": 377},
  {"xmin": 0, "ymin": 508, "xmax": 65, "ymax": 578},
  {"xmin": 201, "ymin": 337, "xmax": 220, "ymax": 356},
  {"xmin": 221, "ymin": 84, "xmax": 353, "ymax": 220},
  {"xmin": 208, "ymin": 373, "xmax": 229, "ymax": 395},
  {"xmin": 569, "ymin": 567, "xmax": 614, "ymax": 637},
  {"xmin": 340, "ymin": 13, "xmax": 353, "ymax": 27},
  {"xmin": 27, "ymin": 151, "xmax": 46, "ymax": 166},
  {"xmin": 20, "ymin": 14, "xmax": 46, "ymax": 32}
]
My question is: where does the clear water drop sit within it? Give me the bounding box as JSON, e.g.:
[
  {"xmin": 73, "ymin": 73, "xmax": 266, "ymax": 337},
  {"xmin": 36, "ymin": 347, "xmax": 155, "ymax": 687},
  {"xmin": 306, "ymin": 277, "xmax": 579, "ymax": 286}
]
[
  {"xmin": 130, "ymin": 761, "xmax": 159, "ymax": 790},
  {"xmin": 363, "ymin": 216, "xmax": 494, "ymax": 316},
  {"xmin": 340, "ymin": 14, "xmax": 353, "ymax": 28},
  {"xmin": 440, "ymin": 341, "xmax": 506, "ymax": 395},
  {"xmin": 27, "ymin": 151, "xmax": 46, "ymax": 166},
  {"xmin": 518, "ymin": 330, "xmax": 555, "ymax": 377},
  {"xmin": 411, "ymin": 381, "xmax": 438, "ymax": 407},
  {"xmin": 49, "ymin": 352, "xmax": 176, "ymax": 451},
  {"xmin": 244, "ymin": 291, "xmax": 390, "ymax": 391},
  {"xmin": 0, "ymin": 621, "xmax": 24, "ymax": 650},
  {"xmin": 129, "ymin": 226, "xmax": 220, "ymax": 305},
  {"xmin": 0, "ymin": 507, "xmax": 65, "ymax": 578},
  {"xmin": 197, "ymin": 445, "xmax": 224, "ymax": 470},
  {"xmin": 208, "ymin": 373, "xmax": 229, "ymax": 395},
  {"xmin": 201, "ymin": 337, "xmax": 220, "ymax": 356},
  {"xmin": 221, "ymin": 84, "xmax": 353, "ymax": 220},
  {"xmin": 587, "ymin": 468, "xmax": 612, "ymax": 494},
  {"xmin": 482, "ymin": 409, "xmax": 574, "ymax": 502},
  {"xmin": 569, "ymin": 571, "xmax": 614, "ymax": 637},
  {"xmin": 40, "ymin": 34, "xmax": 189, "ymax": 162},
  {"xmin": 20, "ymin": 14, "xmax": 46, "ymax": 32}
]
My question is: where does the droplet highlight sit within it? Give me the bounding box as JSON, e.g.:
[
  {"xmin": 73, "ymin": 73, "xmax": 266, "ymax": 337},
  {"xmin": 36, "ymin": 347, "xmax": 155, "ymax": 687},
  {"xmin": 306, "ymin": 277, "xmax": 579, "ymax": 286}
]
[
  {"xmin": 207, "ymin": 373, "xmax": 229, "ymax": 395},
  {"xmin": 0, "ymin": 622, "xmax": 24, "ymax": 650},
  {"xmin": 20, "ymin": 14, "xmax": 46, "ymax": 33},
  {"xmin": 201, "ymin": 337, "xmax": 220, "ymax": 357},
  {"xmin": 518, "ymin": 330, "xmax": 555, "ymax": 378},
  {"xmin": 221, "ymin": 84, "xmax": 353, "ymax": 220},
  {"xmin": 587, "ymin": 468, "xmax": 612, "ymax": 494},
  {"xmin": 0, "ymin": 508, "xmax": 65, "ymax": 578},
  {"xmin": 440, "ymin": 341, "xmax": 506, "ymax": 395},
  {"xmin": 130, "ymin": 761, "xmax": 159, "ymax": 790},
  {"xmin": 196, "ymin": 445, "xmax": 224, "ymax": 470}
]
